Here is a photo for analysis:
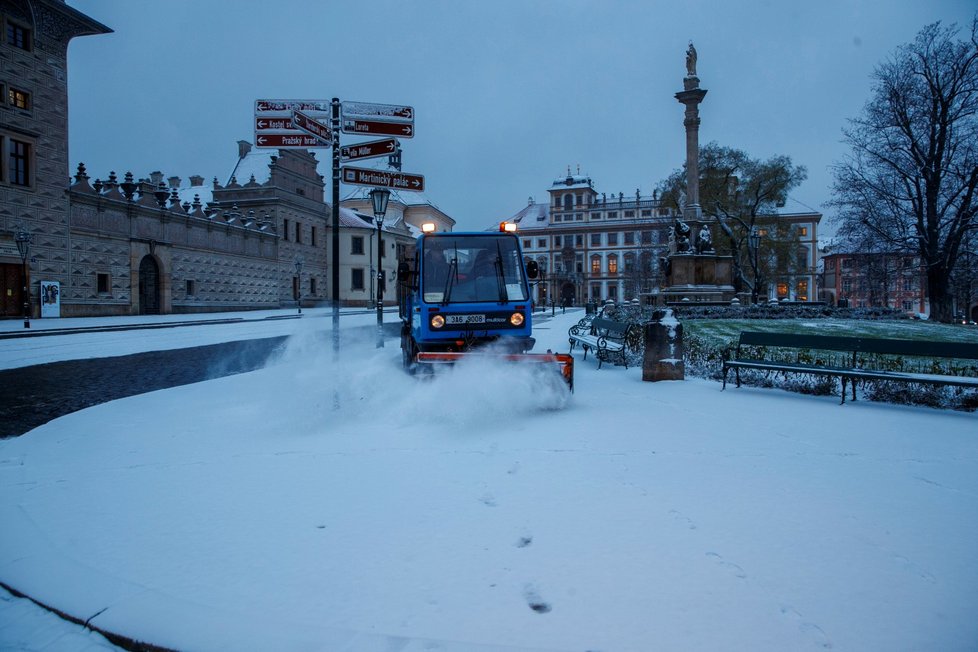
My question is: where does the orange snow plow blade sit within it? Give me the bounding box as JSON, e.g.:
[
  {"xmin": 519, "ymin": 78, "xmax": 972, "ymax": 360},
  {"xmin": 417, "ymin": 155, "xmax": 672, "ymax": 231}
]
[{"xmin": 415, "ymin": 351, "xmax": 574, "ymax": 391}]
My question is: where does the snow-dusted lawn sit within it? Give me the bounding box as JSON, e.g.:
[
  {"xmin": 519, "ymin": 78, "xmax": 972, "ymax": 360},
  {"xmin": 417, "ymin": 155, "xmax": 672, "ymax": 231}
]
[{"xmin": 1, "ymin": 310, "xmax": 976, "ymax": 651}]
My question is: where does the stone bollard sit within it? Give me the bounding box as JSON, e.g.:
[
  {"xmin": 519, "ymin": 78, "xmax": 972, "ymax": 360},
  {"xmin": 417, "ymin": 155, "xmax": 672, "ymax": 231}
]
[{"xmin": 642, "ymin": 308, "xmax": 684, "ymax": 382}]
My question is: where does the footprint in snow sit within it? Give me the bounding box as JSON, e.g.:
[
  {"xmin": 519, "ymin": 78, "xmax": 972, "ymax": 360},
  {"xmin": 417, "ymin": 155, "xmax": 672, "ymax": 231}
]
[
  {"xmin": 523, "ymin": 584, "xmax": 551, "ymax": 614},
  {"xmin": 780, "ymin": 605, "xmax": 833, "ymax": 649},
  {"xmin": 706, "ymin": 552, "xmax": 746, "ymax": 579}
]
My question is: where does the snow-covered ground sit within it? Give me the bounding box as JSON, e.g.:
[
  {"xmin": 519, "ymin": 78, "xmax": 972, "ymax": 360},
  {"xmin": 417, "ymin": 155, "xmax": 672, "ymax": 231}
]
[{"xmin": 1, "ymin": 308, "xmax": 977, "ymax": 651}]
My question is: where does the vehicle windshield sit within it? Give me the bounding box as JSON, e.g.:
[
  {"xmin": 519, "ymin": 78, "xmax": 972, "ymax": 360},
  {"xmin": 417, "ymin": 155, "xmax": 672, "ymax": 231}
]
[{"xmin": 421, "ymin": 234, "xmax": 528, "ymax": 304}]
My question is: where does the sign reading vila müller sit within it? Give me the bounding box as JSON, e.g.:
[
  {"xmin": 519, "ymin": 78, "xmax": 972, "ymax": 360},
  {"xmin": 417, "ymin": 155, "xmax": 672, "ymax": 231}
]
[{"xmin": 342, "ymin": 166, "xmax": 424, "ymax": 192}]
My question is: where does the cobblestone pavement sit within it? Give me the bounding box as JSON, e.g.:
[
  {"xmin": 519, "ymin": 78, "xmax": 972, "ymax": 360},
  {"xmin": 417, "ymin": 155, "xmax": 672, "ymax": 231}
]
[{"xmin": 0, "ymin": 336, "xmax": 289, "ymax": 438}]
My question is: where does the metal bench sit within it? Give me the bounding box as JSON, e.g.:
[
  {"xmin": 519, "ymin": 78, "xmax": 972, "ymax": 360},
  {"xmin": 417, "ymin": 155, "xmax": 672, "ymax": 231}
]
[
  {"xmin": 722, "ymin": 331, "xmax": 978, "ymax": 404},
  {"xmin": 568, "ymin": 317, "xmax": 635, "ymax": 369}
]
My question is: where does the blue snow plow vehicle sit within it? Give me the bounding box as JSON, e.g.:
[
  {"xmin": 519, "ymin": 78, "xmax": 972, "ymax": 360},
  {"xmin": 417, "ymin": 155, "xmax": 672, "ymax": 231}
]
[{"xmin": 396, "ymin": 223, "xmax": 573, "ymax": 389}]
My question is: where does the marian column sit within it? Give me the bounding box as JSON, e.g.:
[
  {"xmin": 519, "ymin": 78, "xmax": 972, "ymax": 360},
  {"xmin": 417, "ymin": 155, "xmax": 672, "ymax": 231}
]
[{"xmin": 674, "ymin": 42, "xmax": 707, "ymax": 221}]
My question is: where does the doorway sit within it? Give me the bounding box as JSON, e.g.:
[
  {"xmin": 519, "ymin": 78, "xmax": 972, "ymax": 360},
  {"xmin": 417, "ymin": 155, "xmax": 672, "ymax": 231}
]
[{"xmin": 138, "ymin": 256, "xmax": 160, "ymax": 314}]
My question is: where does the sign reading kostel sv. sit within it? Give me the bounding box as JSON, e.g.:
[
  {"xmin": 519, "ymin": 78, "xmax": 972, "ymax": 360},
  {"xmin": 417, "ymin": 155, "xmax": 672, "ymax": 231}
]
[
  {"xmin": 340, "ymin": 138, "xmax": 398, "ymax": 162},
  {"xmin": 342, "ymin": 166, "xmax": 424, "ymax": 192}
]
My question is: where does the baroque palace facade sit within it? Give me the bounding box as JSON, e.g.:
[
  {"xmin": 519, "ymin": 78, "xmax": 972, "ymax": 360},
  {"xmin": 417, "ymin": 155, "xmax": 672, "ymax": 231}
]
[
  {"xmin": 508, "ymin": 172, "xmax": 821, "ymax": 307},
  {"xmin": 0, "ymin": 0, "xmax": 449, "ymax": 319}
]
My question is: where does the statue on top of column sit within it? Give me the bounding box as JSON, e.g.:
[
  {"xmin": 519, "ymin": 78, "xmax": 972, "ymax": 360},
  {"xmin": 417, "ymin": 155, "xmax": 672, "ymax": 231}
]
[{"xmin": 685, "ymin": 41, "xmax": 697, "ymax": 77}]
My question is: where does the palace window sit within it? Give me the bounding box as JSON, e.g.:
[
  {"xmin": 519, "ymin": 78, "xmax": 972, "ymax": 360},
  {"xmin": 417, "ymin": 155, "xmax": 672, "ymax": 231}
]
[
  {"xmin": 351, "ymin": 235, "xmax": 364, "ymax": 255},
  {"xmin": 591, "ymin": 233, "xmax": 601, "ymax": 246},
  {"xmin": 8, "ymin": 88, "xmax": 30, "ymax": 110},
  {"xmin": 608, "ymin": 255, "xmax": 618, "ymax": 274},
  {"xmin": 97, "ymin": 273, "xmax": 110, "ymax": 294},
  {"xmin": 591, "ymin": 256, "xmax": 601, "ymax": 274},
  {"xmin": 6, "ymin": 21, "xmax": 31, "ymax": 51},
  {"xmin": 624, "ymin": 232, "xmax": 635, "ymax": 245},
  {"xmin": 186, "ymin": 280, "xmax": 196, "ymax": 296},
  {"xmin": 351, "ymin": 268, "xmax": 365, "ymax": 291},
  {"xmin": 607, "ymin": 232, "xmax": 618, "ymax": 246},
  {"xmin": 9, "ymin": 138, "xmax": 31, "ymax": 186}
]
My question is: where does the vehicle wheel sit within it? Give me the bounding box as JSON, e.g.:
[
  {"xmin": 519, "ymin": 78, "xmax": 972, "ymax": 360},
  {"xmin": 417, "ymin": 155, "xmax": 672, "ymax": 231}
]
[{"xmin": 401, "ymin": 336, "xmax": 419, "ymax": 374}]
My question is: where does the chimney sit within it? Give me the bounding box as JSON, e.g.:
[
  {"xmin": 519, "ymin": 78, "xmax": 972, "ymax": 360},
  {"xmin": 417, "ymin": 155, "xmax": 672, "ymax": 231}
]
[
  {"xmin": 168, "ymin": 176, "xmax": 181, "ymax": 189},
  {"xmin": 149, "ymin": 171, "xmax": 164, "ymax": 185},
  {"xmin": 189, "ymin": 175, "xmax": 204, "ymax": 187}
]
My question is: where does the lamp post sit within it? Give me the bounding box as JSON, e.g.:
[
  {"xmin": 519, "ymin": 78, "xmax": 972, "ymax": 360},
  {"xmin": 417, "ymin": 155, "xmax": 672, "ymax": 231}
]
[
  {"xmin": 15, "ymin": 228, "xmax": 33, "ymax": 328},
  {"xmin": 293, "ymin": 256, "xmax": 304, "ymax": 314},
  {"xmin": 369, "ymin": 187, "xmax": 391, "ymax": 348},
  {"xmin": 748, "ymin": 227, "xmax": 760, "ymax": 305}
]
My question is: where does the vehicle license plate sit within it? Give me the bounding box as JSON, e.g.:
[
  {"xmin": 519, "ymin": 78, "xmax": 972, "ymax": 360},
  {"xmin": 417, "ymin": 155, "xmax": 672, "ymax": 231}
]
[{"xmin": 446, "ymin": 314, "xmax": 486, "ymax": 325}]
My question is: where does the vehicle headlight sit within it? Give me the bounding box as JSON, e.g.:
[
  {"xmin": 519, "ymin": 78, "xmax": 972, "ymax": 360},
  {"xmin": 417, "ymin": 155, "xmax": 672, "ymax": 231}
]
[
  {"xmin": 430, "ymin": 314, "xmax": 445, "ymax": 329},
  {"xmin": 509, "ymin": 312, "xmax": 524, "ymax": 326}
]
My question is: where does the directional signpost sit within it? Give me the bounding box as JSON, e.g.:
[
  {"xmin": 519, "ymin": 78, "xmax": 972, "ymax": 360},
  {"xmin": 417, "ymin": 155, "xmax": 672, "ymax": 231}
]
[
  {"xmin": 342, "ymin": 166, "xmax": 425, "ymax": 192},
  {"xmin": 340, "ymin": 138, "xmax": 398, "ymax": 162},
  {"xmin": 252, "ymin": 96, "xmax": 423, "ymax": 379}
]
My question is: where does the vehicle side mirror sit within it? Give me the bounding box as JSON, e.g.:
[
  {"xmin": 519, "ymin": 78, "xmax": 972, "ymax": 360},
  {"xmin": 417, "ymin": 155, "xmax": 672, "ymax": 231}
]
[
  {"xmin": 525, "ymin": 260, "xmax": 539, "ymax": 279},
  {"xmin": 397, "ymin": 261, "xmax": 414, "ymax": 287}
]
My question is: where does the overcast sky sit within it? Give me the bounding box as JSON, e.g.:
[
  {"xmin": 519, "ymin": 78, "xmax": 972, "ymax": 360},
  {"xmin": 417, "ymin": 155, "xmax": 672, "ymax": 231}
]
[{"xmin": 66, "ymin": 0, "xmax": 975, "ymax": 234}]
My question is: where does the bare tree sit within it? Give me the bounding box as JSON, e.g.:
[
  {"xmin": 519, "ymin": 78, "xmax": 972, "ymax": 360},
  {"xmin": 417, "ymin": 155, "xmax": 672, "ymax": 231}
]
[{"xmin": 831, "ymin": 17, "xmax": 978, "ymax": 322}]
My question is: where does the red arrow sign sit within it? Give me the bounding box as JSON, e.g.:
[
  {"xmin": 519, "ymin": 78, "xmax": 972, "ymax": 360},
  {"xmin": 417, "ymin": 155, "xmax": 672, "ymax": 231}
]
[
  {"xmin": 340, "ymin": 138, "xmax": 398, "ymax": 161},
  {"xmin": 255, "ymin": 133, "xmax": 330, "ymax": 149},
  {"xmin": 256, "ymin": 99, "xmax": 331, "ymax": 113},
  {"xmin": 291, "ymin": 110, "xmax": 332, "ymax": 143},
  {"xmin": 342, "ymin": 101, "xmax": 414, "ymax": 121},
  {"xmin": 255, "ymin": 117, "xmax": 297, "ymax": 131},
  {"xmin": 342, "ymin": 166, "xmax": 424, "ymax": 192},
  {"xmin": 341, "ymin": 119, "xmax": 414, "ymax": 138}
]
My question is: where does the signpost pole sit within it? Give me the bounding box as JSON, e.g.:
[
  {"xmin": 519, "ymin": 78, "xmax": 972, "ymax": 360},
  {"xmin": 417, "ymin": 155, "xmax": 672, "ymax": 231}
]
[{"xmin": 331, "ymin": 98, "xmax": 341, "ymax": 364}]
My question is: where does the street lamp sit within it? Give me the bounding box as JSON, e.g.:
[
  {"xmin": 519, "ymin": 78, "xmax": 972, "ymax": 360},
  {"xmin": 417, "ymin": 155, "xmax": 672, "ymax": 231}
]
[
  {"xmin": 748, "ymin": 227, "xmax": 760, "ymax": 305},
  {"xmin": 293, "ymin": 256, "xmax": 304, "ymax": 314},
  {"xmin": 15, "ymin": 228, "xmax": 33, "ymax": 328},
  {"xmin": 369, "ymin": 187, "xmax": 391, "ymax": 348}
]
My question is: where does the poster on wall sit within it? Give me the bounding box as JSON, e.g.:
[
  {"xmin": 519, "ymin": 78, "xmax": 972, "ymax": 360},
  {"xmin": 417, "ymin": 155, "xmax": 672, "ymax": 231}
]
[{"xmin": 40, "ymin": 281, "xmax": 60, "ymax": 318}]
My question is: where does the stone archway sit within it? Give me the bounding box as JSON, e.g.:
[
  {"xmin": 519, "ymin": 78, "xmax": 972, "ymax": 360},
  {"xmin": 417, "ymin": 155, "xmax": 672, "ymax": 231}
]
[
  {"xmin": 560, "ymin": 282, "xmax": 576, "ymax": 306},
  {"xmin": 138, "ymin": 255, "xmax": 161, "ymax": 315}
]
